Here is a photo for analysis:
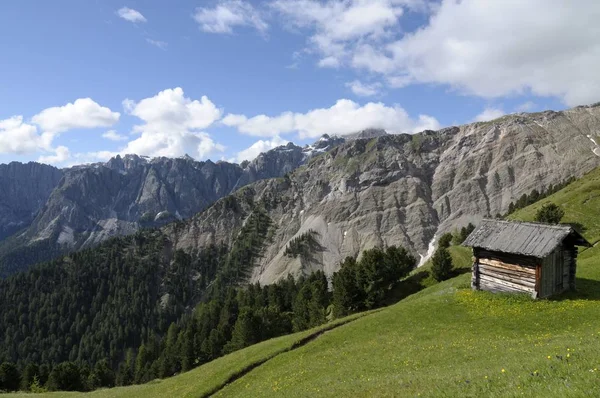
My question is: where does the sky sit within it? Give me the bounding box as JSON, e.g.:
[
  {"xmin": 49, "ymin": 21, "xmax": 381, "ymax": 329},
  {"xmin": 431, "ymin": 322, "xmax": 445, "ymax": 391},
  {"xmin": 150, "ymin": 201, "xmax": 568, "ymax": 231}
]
[{"xmin": 0, "ymin": 0, "xmax": 598, "ymax": 167}]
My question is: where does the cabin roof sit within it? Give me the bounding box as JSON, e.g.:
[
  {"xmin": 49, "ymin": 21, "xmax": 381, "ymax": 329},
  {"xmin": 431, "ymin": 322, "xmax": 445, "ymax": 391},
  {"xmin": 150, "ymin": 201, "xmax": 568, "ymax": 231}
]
[{"xmin": 462, "ymin": 219, "xmax": 590, "ymax": 258}]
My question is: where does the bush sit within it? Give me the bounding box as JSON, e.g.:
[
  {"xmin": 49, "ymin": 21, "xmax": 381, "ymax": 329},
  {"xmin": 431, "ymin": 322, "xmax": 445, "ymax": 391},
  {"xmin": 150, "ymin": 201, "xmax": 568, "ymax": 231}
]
[
  {"xmin": 438, "ymin": 233, "xmax": 453, "ymax": 249},
  {"xmin": 431, "ymin": 247, "xmax": 453, "ymax": 282},
  {"xmin": 534, "ymin": 203, "xmax": 565, "ymax": 224}
]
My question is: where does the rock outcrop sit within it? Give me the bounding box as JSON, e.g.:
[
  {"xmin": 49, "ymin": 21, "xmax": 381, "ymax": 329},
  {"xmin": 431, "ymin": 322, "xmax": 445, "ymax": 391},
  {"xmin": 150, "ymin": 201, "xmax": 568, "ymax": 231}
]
[{"xmin": 0, "ymin": 162, "xmax": 62, "ymax": 240}]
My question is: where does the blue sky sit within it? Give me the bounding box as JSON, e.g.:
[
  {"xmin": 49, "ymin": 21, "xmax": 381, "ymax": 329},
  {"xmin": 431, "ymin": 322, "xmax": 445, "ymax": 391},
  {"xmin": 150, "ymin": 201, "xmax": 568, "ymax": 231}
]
[{"xmin": 0, "ymin": 0, "xmax": 596, "ymax": 166}]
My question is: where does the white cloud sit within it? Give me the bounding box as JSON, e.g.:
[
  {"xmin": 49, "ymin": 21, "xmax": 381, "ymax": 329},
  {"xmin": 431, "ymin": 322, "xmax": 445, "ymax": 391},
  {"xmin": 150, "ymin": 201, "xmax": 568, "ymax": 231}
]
[
  {"xmin": 272, "ymin": 0, "xmax": 406, "ymax": 68},
  {"xmin": 38, "ymin": 146, "xmax": 70, "ymax": 165},
  {"xmin": 275, "ymin": 0, "xmax": 600, "ymax": 106},
  {"xmin": 236, "ymin": 136, "xmax": 289, "ymax": 163},
  {"xmin": 32, "ymin": 98, "xmax": 120, "ymax": 134},
  {"xmin": 1, "ymin": 98, "xmax": 119, "ymax": 164},
  {"xmin": 146, "ymin": 39, "xmax": 168, "ymax": 50},
  {"xmin": 223, "ymin": 99, "xmax": 440, "ymax": 138},
  {"xmin": 473, "ymin": 108, "xmax": 505, "ymax": 123},
  {"xmin": 193, "ymin": 0, "xmax": 268, "ymax": 34},
  {"xmin": 0, "ymin": 116, "xmax": 42, "ymax": 154},
  {"xmin": 346, "ymin": 80, "xmax": 382, "ymax": 97},
  {"xmin": 102, "ymin": 130, "xmax": 128, "ymax": 141},
  {"xmin": 122, "ymin": 87, "xmax": 225, "ymax": 159},
  {"xmin": 117, "ymin": 7, "xmax": 147, "ymax": 23}
]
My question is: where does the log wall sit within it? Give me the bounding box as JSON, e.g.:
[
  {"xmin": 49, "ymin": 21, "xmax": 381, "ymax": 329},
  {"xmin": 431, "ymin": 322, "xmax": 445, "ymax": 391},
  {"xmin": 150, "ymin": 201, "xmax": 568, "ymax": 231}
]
[{"xmin": 472, "ymin": 249, "xmax": 538, "ymax": 297}]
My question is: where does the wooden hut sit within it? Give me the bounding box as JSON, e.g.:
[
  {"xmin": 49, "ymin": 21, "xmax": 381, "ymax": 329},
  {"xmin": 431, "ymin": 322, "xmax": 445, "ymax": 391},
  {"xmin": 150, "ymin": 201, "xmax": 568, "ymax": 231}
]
[{"xmin": 463, "ymin": 219, "xmax": 590, "ymax": 298}]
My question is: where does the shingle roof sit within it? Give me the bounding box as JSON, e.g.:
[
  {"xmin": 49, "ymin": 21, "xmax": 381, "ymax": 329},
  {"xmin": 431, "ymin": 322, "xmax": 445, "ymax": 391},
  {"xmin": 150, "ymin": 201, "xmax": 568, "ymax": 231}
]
[{"xmin": 462, "ymin": 219, "xmax": 590, "ymax": 258}]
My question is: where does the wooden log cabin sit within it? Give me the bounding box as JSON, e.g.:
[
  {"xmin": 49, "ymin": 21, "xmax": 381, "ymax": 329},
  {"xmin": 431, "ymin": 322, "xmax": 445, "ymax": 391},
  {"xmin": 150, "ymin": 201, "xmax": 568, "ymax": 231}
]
[{"xmin": 463, "ymin": 219, "xmax": 590, "ymax": 298}]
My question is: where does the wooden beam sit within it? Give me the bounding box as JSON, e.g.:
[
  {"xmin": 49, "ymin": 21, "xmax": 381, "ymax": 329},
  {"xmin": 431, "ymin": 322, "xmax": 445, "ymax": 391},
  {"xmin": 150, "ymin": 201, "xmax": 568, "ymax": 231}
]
[
  {"xmin": 478, "ymin": 258, "xmax": 535, "ymax": 274},
  {"xmin": 478, "ymin": 269, "xmax": 536, "ymax": 288},
  {"xmin": 479, "ymin": 274, "xmax": 535, "ymax": 293},
  {"xmin": 477, "ymin": 264, "xmax": 536, "ymax": 281}
]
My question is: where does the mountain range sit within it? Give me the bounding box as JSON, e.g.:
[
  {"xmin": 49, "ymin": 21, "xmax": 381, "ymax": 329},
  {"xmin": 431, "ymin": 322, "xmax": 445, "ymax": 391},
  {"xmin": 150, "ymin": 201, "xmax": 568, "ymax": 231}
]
[{"xmin": 1, "ymin": 104, "xmax": 600, "ymax": 279}]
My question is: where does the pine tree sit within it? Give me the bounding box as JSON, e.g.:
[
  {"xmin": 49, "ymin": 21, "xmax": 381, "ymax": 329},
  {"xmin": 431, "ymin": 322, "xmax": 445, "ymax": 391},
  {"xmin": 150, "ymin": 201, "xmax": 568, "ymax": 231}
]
[
  {"xmin": 134, "ymin": 344, "xmax": 149, "ymax": 383},
  {"xmin": 88, "ymin": 360, "xmax": 115, "ymax": 389},
  {"xmin": 431, "ymin": 247, "xmax": 453, "ymax": 282},
  {"xmin": 438, "ymin": 233, "xmax": 453, "ymax": 249},
  {"xmin": 20, "ymin": 363, "xmax": 39, "ymax": 391},
  {"xmin": 0, "ymin": 362, "xmax": 21, "ymax": 392},
  {"xmin": 225, "ymin": 307, "xmax": 260, "ymax": 352},
  {"xmin": 332, "ymin": 257, "xmax": 360, "ymax": 317},
  {"xmin": 46, "ymin": 362, "xmax": 82, "ymax": 392}
]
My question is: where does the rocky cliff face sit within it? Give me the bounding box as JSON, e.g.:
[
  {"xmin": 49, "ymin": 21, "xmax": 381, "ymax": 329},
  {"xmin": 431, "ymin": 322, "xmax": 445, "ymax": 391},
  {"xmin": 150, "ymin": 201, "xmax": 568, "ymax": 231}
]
[
  {"xmin": 2, "ymin": 105, "xmax": 600, "ymax": 280},
  {"xmin": 0, "ymin": 137, "xmax": 342, "ymax": 276},
  {"xmin": 0, "ymin": 162, "xmax": 62, "ymax": 240},
  {"xmin": 167, "ymin": 104, "xmax": 600, "ymax": 285}
]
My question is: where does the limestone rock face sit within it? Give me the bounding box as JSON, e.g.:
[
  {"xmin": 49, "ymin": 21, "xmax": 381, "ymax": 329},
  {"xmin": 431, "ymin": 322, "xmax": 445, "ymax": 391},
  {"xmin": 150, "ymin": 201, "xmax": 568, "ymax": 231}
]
[
  {"xmin": 0, "ymin": 162, "xmax": 62, "ymax": 240},
  {"xmin": 168, "ymin": 104, "xmax": 600, "ymax": 285}
]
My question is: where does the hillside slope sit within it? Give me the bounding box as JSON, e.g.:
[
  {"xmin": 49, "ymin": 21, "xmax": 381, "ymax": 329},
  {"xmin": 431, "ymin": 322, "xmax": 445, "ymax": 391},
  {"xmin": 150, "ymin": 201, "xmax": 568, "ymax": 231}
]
[{"xmin": 15, "ymin": 167, "xmax": 600, "ymax": 398}]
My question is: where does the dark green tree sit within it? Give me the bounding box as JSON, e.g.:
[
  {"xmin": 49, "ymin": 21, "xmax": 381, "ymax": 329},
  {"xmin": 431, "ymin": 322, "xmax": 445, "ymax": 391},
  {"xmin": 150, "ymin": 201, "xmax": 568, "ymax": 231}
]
[
  {"xmin": 0, "ymin": 362, "xmax": 21, "ymax": 392},
  {"xmin": 224, "ymin": 307, "xmax": 260, "ymax": 352},
  {"xmin": 332, "ymin": 257, "xmax": 362, "ymax": 317},
  {"xmin": 116, "ymin": 349, "xmax": 135, "ymax": 386},
  {"xmin": 20, "ymin": 363, "xmax": 39, "ymax": 391},
  {"xmin": 88, "ymin": 360, "xmax": 115, "ymax": 389},
  {"xmin": 534, "ymin": 203, "xmax": 565, "ymax": 224},
  {"xmin": 431, "ymin": 247, "xmax": 453, "ymax": 282},
  {"xmin": 383, "ymin": 246, "xmax": 417, "ymax": 281},
  {"xmin": 134, "ymin": 344, "xmax": 150, "ymax": 384},
  {"xmin": 438, "ymin": 233, "xmax": 453, "ymax": 249},
  {"xmin": 46, "ymin": 362, "xmax": 83, "ymax": 392}
]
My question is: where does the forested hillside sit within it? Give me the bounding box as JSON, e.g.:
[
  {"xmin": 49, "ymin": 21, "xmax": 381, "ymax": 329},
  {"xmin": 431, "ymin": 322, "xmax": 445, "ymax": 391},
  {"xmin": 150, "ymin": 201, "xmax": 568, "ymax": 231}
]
[{"xmin": 0, "ymin": 204, "xmax": 418, "ymax": 392}]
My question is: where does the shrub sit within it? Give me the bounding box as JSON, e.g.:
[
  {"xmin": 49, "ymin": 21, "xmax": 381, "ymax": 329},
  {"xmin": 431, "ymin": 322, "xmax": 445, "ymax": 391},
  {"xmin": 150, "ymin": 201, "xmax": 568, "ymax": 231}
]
[
  {"xmin": 534, "ymin": 203, "xmax": 565, "ymax": 224},
  {"xmin": 431, "ymin": 247, "xmax": 453, "ymax": 282},
  {"xmin": 438, "ymin": 233, "xmax": 453, "ymax": 248}
]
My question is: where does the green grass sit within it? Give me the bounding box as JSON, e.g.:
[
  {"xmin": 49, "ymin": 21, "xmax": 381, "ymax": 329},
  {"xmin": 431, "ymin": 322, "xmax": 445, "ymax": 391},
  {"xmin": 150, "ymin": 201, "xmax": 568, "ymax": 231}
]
[
  {"xmin": 510, "ymin": 167, "xmax": 600, "ymax": 243},
  {"xmin": 12, "ymin": 168, "xmax": 600, "ymax": 397},
  {"xmin": 216, "ymin": 255, "xmax": 600, "ymax": 397}
]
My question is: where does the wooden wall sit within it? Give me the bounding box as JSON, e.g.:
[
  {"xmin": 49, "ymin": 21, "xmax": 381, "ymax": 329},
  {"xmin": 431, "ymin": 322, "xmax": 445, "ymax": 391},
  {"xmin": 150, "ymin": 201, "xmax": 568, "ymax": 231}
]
[
  {"xmin": 538, "ymin": 245, "xmax": 577, "ymax": 298},
  {"xmin": 472, "ymin": 249, "xmax": 537, "ymax": 297},
  {"xmin": 471, "ymin": 245, "xmax": 578, "ymax": 298}
]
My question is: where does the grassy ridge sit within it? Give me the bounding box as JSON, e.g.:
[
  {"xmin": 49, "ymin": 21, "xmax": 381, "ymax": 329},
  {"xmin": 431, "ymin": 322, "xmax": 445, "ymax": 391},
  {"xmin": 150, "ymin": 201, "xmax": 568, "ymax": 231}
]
[{"xmin": 510, "ymin": 167, "xmax": 600, "ymax": 243}]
